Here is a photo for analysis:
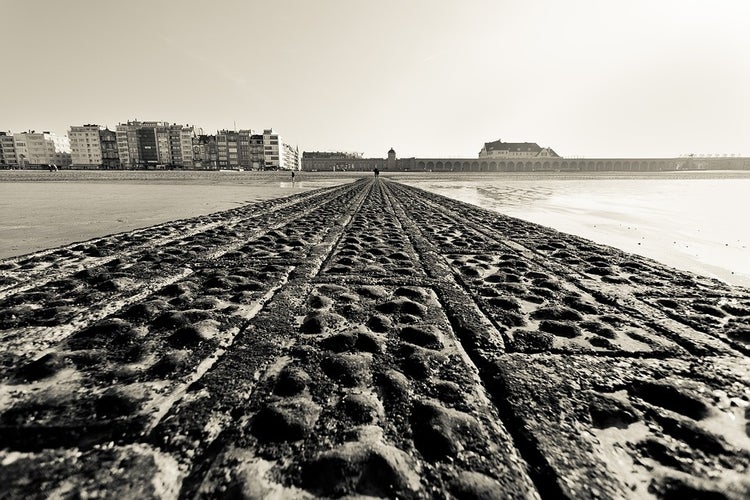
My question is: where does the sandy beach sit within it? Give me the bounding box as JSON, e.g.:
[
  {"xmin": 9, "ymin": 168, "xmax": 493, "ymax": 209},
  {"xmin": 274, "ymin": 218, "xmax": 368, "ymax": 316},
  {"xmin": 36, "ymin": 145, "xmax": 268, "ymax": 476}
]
[
  {"xmin": 0, "ymin": 177, "xmax": 748, "ymax": 498},
  {"xmin": 4, "ymin": 170, "xmax": 748, "ymax": 288},
  {"xmin": 400, "ymin": 171, "xmax": 750, "ymax": 288},
  {"xmin": 0, "ymin": 171, "xmax": 362, "ymax": 259}
]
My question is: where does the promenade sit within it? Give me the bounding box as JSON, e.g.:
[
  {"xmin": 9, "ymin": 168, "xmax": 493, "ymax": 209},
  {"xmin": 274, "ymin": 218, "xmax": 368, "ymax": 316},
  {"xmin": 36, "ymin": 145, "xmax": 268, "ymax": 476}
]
[{"xmin": 0, "ymin": 178, "xmax": 748, "ymax": 498}]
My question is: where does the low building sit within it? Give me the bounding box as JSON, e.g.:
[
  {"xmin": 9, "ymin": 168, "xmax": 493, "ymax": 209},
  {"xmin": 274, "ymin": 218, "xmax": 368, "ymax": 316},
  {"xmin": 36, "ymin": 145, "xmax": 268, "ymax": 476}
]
[
  {"xmin": 301, "ymin": 149, "xmax": 413, "ymax": 172},
  {"xmin": 302, "ymin": 151, "xmax": 364, "ymax": 171}
]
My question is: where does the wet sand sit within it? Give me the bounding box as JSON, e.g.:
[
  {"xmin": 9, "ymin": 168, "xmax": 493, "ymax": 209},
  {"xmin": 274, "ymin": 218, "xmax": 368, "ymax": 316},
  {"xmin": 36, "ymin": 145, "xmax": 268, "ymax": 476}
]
[
  {"xmin": 0, "ymin": 171, "xmax": 362, "ymax": 259},
  {"xmin": 400, "ymin": 171, "xmax": 750, "ymax": 288},
  {"xmin": 0, "ymin": 178, "xmax": 748, "ymax": 498}
]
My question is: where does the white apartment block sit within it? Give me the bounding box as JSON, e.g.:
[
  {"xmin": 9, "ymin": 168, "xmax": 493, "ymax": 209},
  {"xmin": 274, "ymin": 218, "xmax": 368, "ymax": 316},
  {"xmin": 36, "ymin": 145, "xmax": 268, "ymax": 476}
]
[
  {"xmin": 282, "ymin": 142, "xmax": 300, "ymax": 171},
  {"xmin": 262, "ymin": 129, "xmax": 281, "ymax": 170},
  {"xmin": 12, "ymin": 131, "xmax": 70, "ymax": 167},
  {"xmin": 69, "ymin": 125, "xmax": 103, "ymax": 167},
  {"xmin": 175, "ymin": 127, "xmax": 194, "ymax": 167}
]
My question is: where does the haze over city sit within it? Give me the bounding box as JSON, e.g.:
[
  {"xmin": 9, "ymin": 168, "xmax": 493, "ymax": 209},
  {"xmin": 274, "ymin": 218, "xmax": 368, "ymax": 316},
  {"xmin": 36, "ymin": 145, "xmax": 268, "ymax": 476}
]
[{"xmin": 4, "ymin": 0, "xmax": 749, "ymax": 159}]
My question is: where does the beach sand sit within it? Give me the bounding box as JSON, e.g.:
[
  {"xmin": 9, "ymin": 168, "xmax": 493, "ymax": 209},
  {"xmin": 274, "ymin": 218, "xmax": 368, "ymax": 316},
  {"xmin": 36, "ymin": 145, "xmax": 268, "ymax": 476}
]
[
  {"xmin": 399, "ymin": 172, "xmax": 750, "ymax": 288},
  {"xmin": 0, "ymin": 170, "xmax": 361, "ymax": 259},
  {"xmin": 0, "ymin": 178, "xmax": 748, "ymax": 498}
]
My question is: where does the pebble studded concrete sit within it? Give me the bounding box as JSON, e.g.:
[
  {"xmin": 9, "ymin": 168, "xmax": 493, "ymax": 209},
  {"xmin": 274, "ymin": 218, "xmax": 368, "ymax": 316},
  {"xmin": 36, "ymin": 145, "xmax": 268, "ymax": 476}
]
[{"xmin": 0, "ymin": 178, "xmax": 748, "ymax": 499}]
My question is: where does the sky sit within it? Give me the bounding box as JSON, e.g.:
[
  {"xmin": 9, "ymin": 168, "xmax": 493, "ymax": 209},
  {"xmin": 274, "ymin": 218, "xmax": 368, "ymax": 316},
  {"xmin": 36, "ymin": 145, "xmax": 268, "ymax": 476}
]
[{"xmin": 3, "ymin": 0, "xmax": 749, "ymax": 158}]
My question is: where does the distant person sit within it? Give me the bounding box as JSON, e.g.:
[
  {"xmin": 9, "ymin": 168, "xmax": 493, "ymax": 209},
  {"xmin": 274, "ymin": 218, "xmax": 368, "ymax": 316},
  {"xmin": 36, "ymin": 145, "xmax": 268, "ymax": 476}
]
[
  {"xmin": 374, "ymin": 168, "xmax": 380, "ymax": 177},
  {"xmin": 291, "ymin": 171, "xmax": 295, "ymax": 181}
]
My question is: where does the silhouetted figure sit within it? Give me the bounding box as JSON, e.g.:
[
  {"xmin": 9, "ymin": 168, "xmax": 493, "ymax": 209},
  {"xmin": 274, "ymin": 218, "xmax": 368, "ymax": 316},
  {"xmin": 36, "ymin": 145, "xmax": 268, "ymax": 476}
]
[{"xmin": 373, "ymin": 168, "xmax": 380, "ymax": 177}]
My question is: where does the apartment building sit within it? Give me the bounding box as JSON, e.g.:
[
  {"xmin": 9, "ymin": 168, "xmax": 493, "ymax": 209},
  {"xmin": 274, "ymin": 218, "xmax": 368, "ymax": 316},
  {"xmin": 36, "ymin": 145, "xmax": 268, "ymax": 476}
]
[
  {"xmin": 116, "ymin": 121, "xmax": 194, "ymax": 168},
  {"xmin": 282, "ymin": 142, "xmax": 300, "ymax": 171},
  {"xmin": 192, "ymin": 134, "xmax": 218, "ymax": 169},
  {"xmin": 69, "ymin": 125, "xmax": 103, "ymax": 167},
  {"xmin": 0, "ymin": 132, "xmax": 18, "ymax": 168},
  {"xmin": 217, "ymin": 129, "xmax": 253, "ymax": 169},
  {"xmin": 249, "ymin": 133, "xmax": 264, "ymax": 170},
  {"xmin": 11, "ymin": 131, "xmax": 71, "ymax": 168},
  {"xmin": 99, "ymin": 128, "xmax": 119, "ymax": 169},
  {"xmin": 262, "ymin": 129, "xmax": 281, "ymax": 170},
  {"xmin": 116, "ymin": 122, "xmax": 142, "ymax": 168},
  {"xmin": 214, "ymin": 129, "xmax": 295, "ymax": 170}
]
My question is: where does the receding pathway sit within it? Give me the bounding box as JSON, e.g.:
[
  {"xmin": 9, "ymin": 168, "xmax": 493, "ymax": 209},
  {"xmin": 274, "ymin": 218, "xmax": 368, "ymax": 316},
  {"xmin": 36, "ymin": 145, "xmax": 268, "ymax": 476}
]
[{"xmin": 0, "ymin": 178, "xmax": 748, "ymax": 499}]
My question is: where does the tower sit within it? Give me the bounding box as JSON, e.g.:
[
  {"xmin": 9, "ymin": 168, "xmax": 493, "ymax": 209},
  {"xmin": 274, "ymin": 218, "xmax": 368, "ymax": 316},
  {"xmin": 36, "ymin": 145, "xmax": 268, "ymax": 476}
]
[{"xmin": 387, "ymin": 147, "xmax": 396, "ymax": 169}]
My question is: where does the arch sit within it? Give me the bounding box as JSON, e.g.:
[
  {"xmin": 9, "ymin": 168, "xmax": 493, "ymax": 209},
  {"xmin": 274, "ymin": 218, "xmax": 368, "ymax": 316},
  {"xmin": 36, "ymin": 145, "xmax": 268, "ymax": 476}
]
[
  {"xmin": 462, "ymin": 161, "xmax": 470, "ymax": 171},
  {"xmin": 471, "ymin": 161, "xmax": 479, "ymax": 172},
  {"xmin": 596, "ymin": 161, "xmax": 604, "ymax": 171},
  {"xmin": 498, "ymin": 161, "xmax": 506, "ymax": 171},
  {"xmin": 418, "ymin": 161, "xmax": 425, "ymax": 169},
  {"xmin": 435, "ymin": 161, "xmax": 443, "ymax": 170},
  {"xmin": 507, "ymin": 161, "xmax": 515, "ymax": 171},
  {"xmin": 490, "ymin": 161, "xmax": 497, "ymax": 171},
  {"xmin": 533, "ymin": 161, "xmax": 542, "ymax": 171},
  {"xmin": 480, "ymin": 161, "xmax": 488, "ymax": 171},
  {"xmin": 426, "ymin": 161, "xmax": 434, "ymax": 170},
  {"xmin": 605, "ymin": 161, "xmax": 613, "ymax": 170},
  {"xmin": 524, "ymin": 161, "xmax": 533, "ymax": 171},
  {"xmin": 543, "ymin": 161, "xmax": 551, "ymax": 170}
]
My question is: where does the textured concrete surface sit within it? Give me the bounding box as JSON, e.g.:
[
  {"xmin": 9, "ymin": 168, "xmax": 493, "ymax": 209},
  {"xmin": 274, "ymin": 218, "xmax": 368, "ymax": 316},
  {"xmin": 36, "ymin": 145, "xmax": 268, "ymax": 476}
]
[{"xmin": 0, "ymin": 178, "xmax": 748, "ymax": 499}]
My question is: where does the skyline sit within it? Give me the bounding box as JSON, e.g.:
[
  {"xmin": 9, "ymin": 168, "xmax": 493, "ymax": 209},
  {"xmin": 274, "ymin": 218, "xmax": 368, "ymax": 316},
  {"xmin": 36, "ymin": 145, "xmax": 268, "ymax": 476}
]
[{"xmin": 3, "ymin": 0, "xmax": 749, "ymax": 159}]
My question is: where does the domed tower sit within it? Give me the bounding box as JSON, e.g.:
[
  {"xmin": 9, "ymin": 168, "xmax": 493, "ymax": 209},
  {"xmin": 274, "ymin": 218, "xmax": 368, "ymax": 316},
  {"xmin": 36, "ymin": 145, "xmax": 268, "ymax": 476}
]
[{"xmin": 387, "ymin": 147, "xmax": 396, "ymax": 169}]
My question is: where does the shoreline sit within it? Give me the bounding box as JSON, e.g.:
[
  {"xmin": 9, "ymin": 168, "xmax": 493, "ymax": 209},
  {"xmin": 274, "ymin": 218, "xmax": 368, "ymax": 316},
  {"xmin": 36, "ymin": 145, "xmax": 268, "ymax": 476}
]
[
  {"xmin": 3, "ymin": 170, "xmax": 748, "ymax": 286},
  {"xmin": 3, "ymin": 168, "xmax": 750, "ymax": 182}
]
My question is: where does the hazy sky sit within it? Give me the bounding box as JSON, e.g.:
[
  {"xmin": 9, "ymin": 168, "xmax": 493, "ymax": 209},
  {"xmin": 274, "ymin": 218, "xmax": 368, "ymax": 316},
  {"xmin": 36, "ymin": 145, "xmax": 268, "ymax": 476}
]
[{"xmin": 3, "ymin": 0, "xmax": 749, "ymax": 158}]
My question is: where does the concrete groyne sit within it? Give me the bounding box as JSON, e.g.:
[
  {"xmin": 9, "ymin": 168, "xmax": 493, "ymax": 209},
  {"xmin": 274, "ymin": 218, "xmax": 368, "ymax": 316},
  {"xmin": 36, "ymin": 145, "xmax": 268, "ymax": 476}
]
[{"xmin": 0, "ymin": 178, "xmax": 748, "ymax": 498}]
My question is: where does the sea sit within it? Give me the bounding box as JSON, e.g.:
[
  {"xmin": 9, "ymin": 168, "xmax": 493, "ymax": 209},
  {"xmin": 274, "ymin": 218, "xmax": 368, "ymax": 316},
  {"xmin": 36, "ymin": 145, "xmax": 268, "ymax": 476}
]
[{"xmin": 1, "ymin": 170, "xmax": 749, "ymax": 288}]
